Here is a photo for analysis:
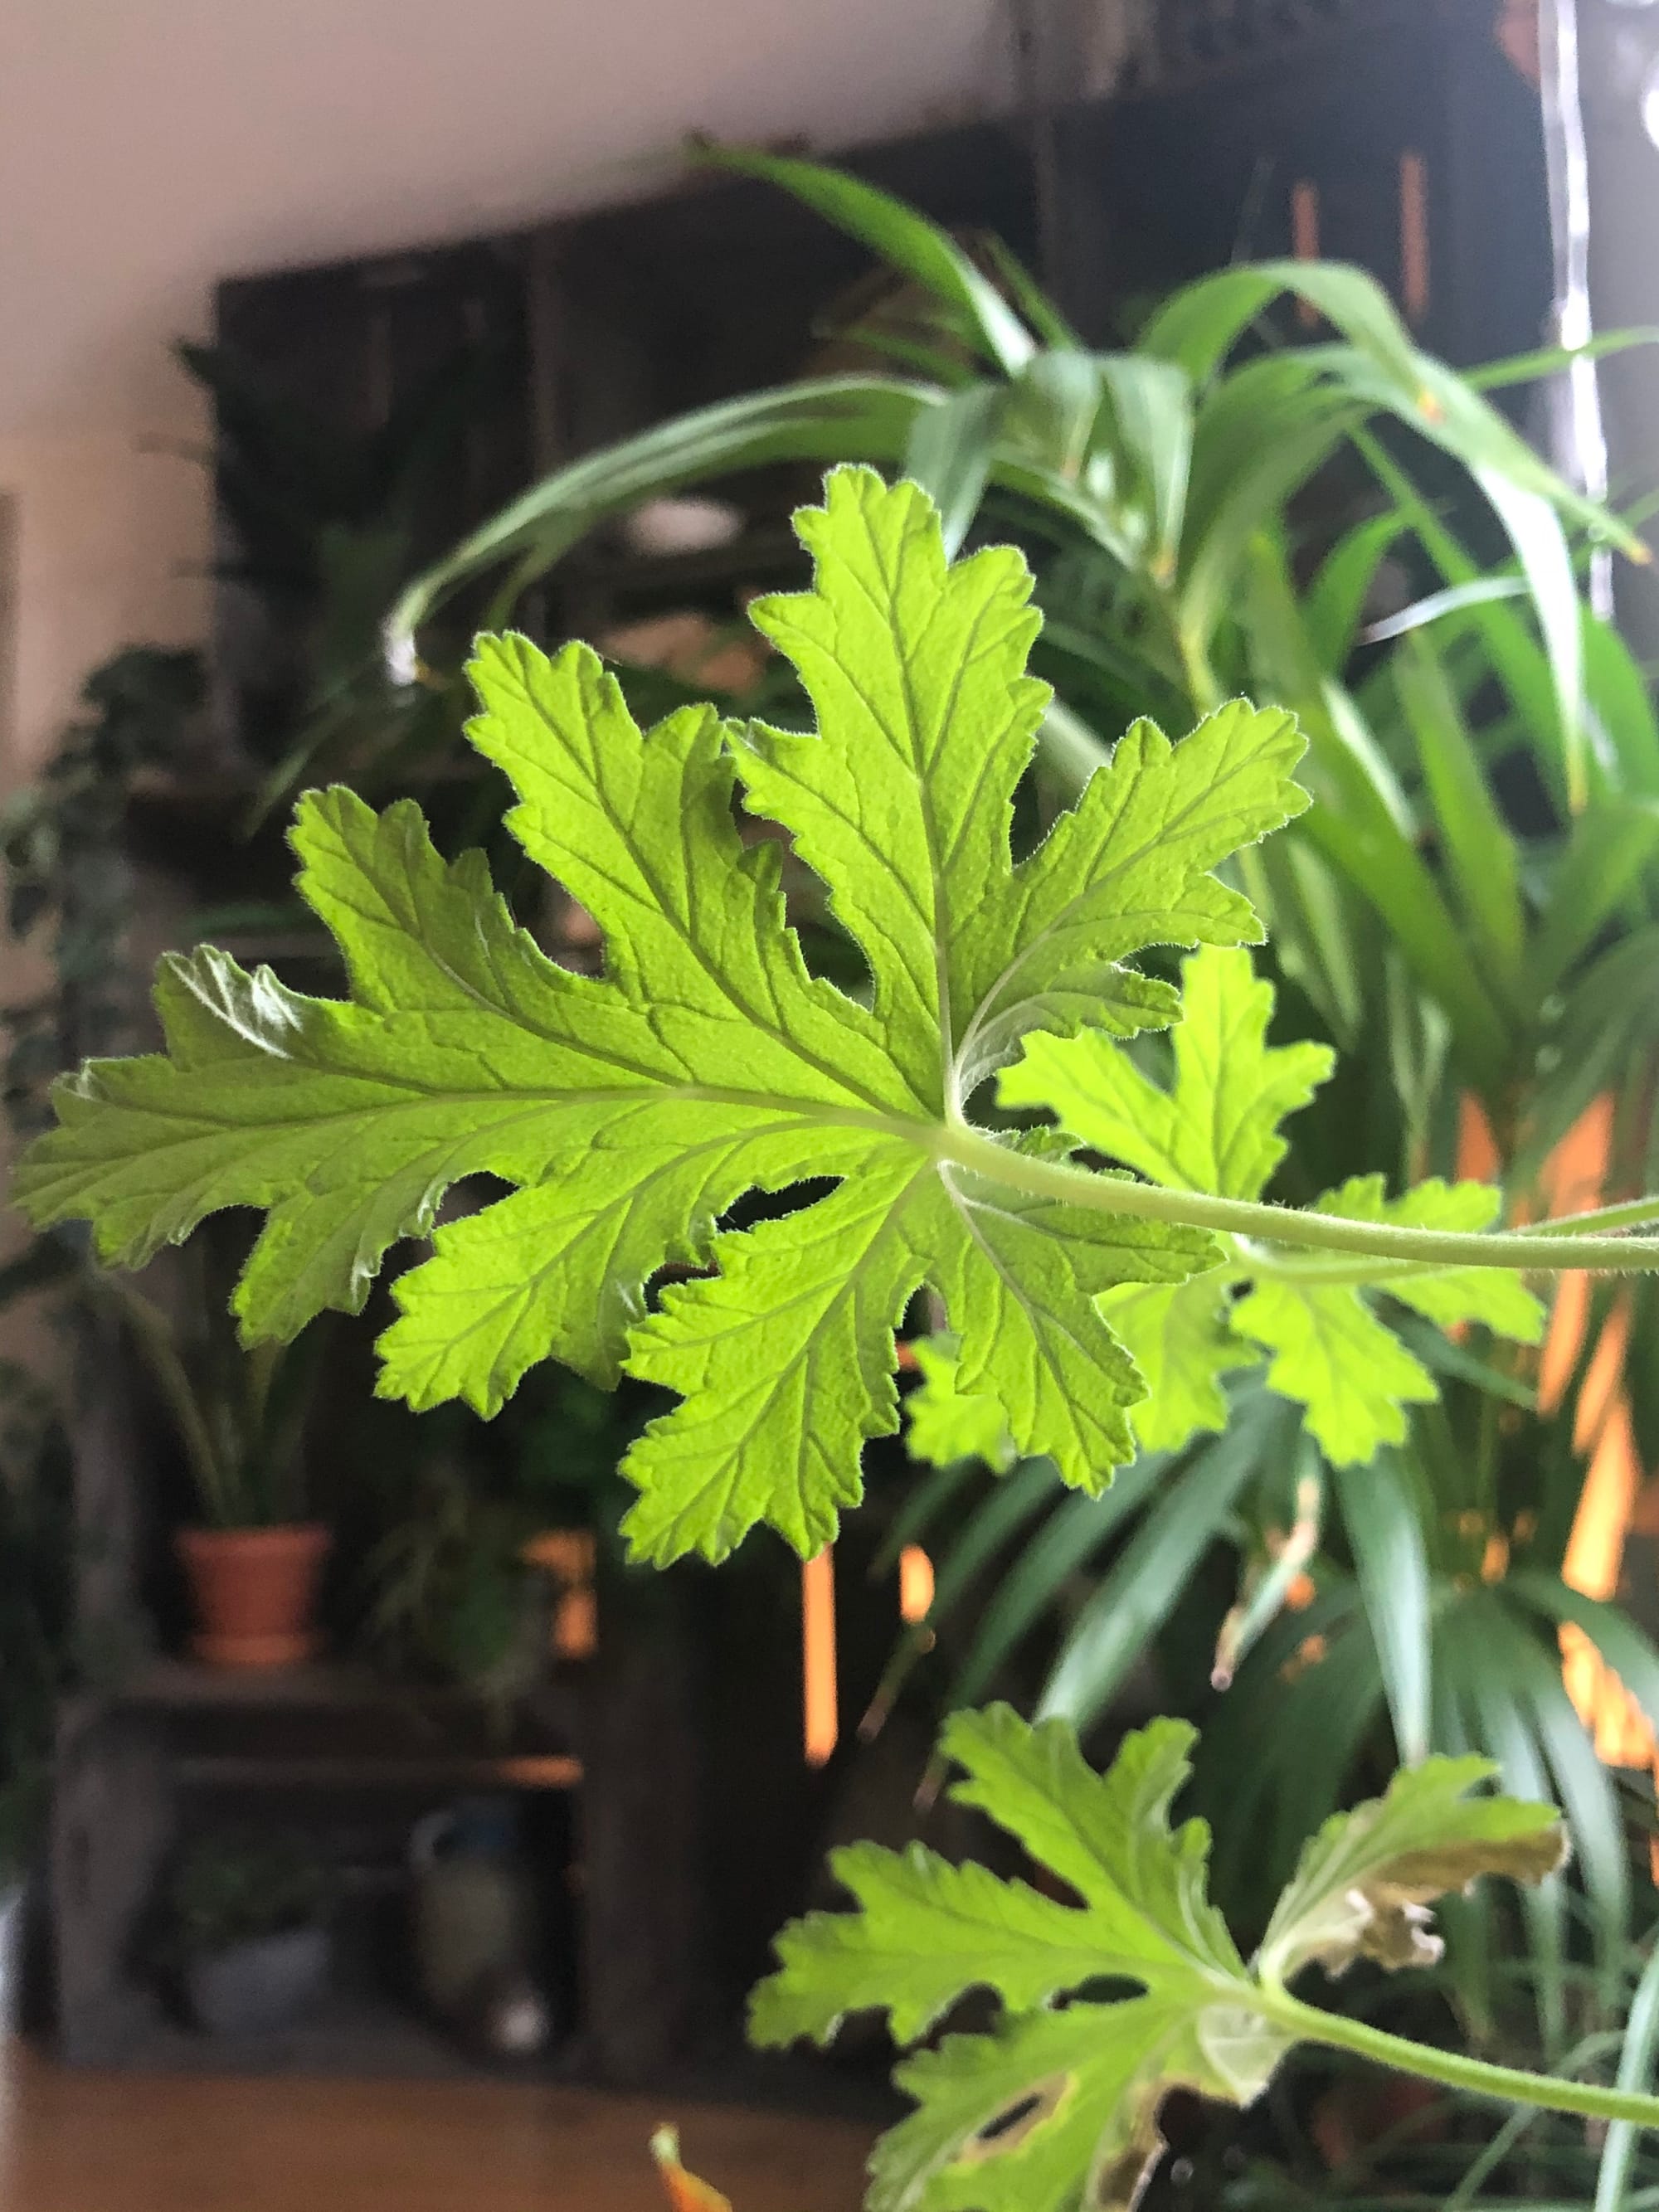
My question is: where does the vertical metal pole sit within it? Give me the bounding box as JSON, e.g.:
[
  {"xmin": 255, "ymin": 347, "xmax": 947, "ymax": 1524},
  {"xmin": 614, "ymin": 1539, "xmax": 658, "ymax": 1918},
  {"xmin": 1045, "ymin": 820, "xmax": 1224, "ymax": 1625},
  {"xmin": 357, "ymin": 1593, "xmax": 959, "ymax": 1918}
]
[{"xmin": 1539, "ymin": 0, "xmax": 1616, "ymax": 614}]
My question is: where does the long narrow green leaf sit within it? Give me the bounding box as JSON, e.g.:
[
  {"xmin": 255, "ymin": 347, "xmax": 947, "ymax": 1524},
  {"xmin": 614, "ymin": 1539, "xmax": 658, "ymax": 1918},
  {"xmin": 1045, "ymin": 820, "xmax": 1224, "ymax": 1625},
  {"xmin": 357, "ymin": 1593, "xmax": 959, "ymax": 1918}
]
[
  {"xmin": 385, "ymin": 374, "xmax": 934, "ymax": 660},
  {"xmin": 903, "ymin": 382, "xmax": 1003, "ymax": 558},
  {"xmin": 871, "ymin": 1452, "xmax": 981, "ymax": 1579},
  {"xmin": 978, "ymin": 231, "xmax": 1082, "ymax": 351},
  {"xmin": 1261, "ymin": 1610, "xmax": 1389, "ymax": 1890},
  {"xmin": 1239, "ymin": 541, "xmax": 1515, "ymax": 1090},
  {"xmin": 1390, "ymin": 1312, "xmax": 1537, "ymax": 1412},
  {"xmin": 1180, "ymin": 404, "xmax": 1361, "ymax": 665},
  {"xmin": 1465, "ymin": 328, "xmax": 1659, "ymax": 391},
  {"xmin": 1395, "ymin": 632, "xmax": 1525, "ymax": 1003},
  {"xmin": 916, "ymin": 1457, "xmax": 1065, "ymax": 1631},
  {"xmin": 1481, "ymin": 1597, "xmax": 1631, "ymax": 1993},
  {"xmin": 1355, "ymin": 432, "xmax": 1579, "ymax": 811},
  {"xmin": 1477, "ymin": 465, "xmax": 1588, "ymax": 809},
  {"xmin": 1180, "ymin": 350, "xmax": 1347, "ymax": 560},
  {"xmin": 698, "ymin": 146, "xmax": 1037, "ymax": 378},
  {"xmin": 1363, "ymin": 577, "xmax": 1526, "ymax": 646},
  {"xmin": 866, "ymin": 1457, "xmax": 1063, "ymax": 1723},
  {"xmin": 940, "ymin": 1453, "xmax": 1172, "ymax": 1714},
  {"xmin": 1252, "ymin": 832, "xmax": 1365, "ymax": 1045},
  {"xmin": 1094, "ymin": 355, "xmax": 1194, "ymax": 579},
  {"xmin": 1596, "ymin": 1938, "xmax": 1659, "ymax": 2211},
  {"xmin": 1141, "ymin": 260, "xmax": 1428, "ymax": 389},
  {"xmin": 1335, "ymin": 1451, "xmax": 1432, "ymax": 1764},
  {"xmin": 1428, "ymin": 1639, "xmax": 1497, "ymax": 2041},
  {"xmin": 1531, "ymin": 800, "xmax": 1659, "ymax": 1000},
  {"xmin": 1585, "ymin": 607, "xmax": 1659, "ymax": 800},
  {"xmin": 1304, "ymin": 508, "xmax": 1411, "ymax": 669},
  {"xmin": 1038, "ymin": 1400, "xmax": 1274, "ymax": 1733},
  {"xmin": 1347, "ymin": 347, "xmax": 1639, "ymax": 552},
  {"xmin": 1002, "ymin": 352, "xmax": 1101, "ymax": 482},
  {"xmin": 1521, "ymin": 927, "xmax": 1659, "ymax": 1173},
  {"xmin": 1446, "ymin": 1610, "xmax": 1569, "ymax": 2059}
]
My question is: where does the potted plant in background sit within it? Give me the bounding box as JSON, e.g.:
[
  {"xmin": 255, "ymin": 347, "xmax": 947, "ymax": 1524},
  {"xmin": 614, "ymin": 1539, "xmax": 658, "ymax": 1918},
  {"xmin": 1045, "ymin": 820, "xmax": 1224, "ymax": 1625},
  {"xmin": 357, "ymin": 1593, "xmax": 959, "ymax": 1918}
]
[
  {"xmin": 103, "ymin": 1266, "xmax": 328, "ymax": 1669},
  {"xmin": 2, "ymin": 1223, "xmax": 329, "ymax": 1672},
  {"xmin": 160, "ymin": 1827, "xmax": 331, "ymax": 2036}
]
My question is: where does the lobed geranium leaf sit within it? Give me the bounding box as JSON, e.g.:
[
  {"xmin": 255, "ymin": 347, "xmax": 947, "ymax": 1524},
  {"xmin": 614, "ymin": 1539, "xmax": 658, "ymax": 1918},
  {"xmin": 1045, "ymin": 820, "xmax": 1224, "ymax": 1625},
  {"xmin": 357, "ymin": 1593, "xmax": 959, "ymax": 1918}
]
[
  {"xmin": 752, "ymin": 1704, "xmax": 1562, "ymax": 2212},
  {"xmin": 17, "ymin": 469, "xmax": 1308, "ymax": 1565},
  {"xmin": 1003, "ymin": 945, "xmax": 1334, "ymax": 1202},
  {"xmin": 1002, "ymin": 946, "xmax": 1544, "ymax": 1462},
  {"xmin": 1231, "ymin": 1176, "xmax": 1546, "ymax": 1463},
  {"xmin": 1258, "ymin": 1753, "xmax": 1568, "ymax": 1983},
  {"xmin": 1003, "ymin": 945, "xmax": 1328, "ymax": 1450},
  {"xmin": 904, "ymin": 1333, "xmax": 1017, "ymax": 1473}
]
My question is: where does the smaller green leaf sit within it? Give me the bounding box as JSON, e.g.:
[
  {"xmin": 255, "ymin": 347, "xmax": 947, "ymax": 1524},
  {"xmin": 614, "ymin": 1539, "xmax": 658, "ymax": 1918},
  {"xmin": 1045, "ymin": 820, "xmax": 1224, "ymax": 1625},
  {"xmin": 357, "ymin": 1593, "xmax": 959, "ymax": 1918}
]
[
  {"xmin": 1096, "ymin": 1277, "xmax": 1253, "ymax": 1451},
  {"xmin": 1232, "ymin": 1175, "xmax": 1545, "ymax": 1465},
  {"xmin": 904, "ymin": 1333, "xmax": 1016, "ymax": 1472},
  {"xmin": 1258, "ymin": 1754, "xmax": 1567, "ymax": 1986},
  {"xmin": 755, "ymin": 1699, "xmax": 1570, "ymax": 2212},
  {"xmin": 1003, "ymin": 943, "xmax": 1329, "ymax": 1452},
  {"xmin": 1003, "ymin": 946, "xmax": 1332, "ymax": 1203}
]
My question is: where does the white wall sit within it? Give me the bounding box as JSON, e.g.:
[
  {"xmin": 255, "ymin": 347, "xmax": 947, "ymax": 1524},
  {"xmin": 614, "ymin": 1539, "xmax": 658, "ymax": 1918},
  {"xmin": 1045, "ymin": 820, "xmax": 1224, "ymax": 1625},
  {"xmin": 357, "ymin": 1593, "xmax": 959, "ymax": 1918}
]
[{"xmin": 0, "ymin": 0, "xmax": 1007, "ymax": 765}]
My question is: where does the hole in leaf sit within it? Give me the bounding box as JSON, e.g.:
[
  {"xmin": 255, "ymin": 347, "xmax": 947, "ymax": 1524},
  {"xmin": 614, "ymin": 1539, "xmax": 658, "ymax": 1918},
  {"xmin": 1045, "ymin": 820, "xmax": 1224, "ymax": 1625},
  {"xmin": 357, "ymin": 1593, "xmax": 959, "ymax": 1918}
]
[
  {"xmin": 976, "ymin": 2093, "xmax": 1044, "ymax": 2145},
  {"xmin": 961, "ymin": 2073, "xmax": 1072, "ymax": 2162}
]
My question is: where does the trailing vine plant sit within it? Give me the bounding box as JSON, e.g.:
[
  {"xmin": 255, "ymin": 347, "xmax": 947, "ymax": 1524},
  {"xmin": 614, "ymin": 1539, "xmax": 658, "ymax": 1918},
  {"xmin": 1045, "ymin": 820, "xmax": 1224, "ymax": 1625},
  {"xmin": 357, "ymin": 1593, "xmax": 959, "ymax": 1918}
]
[{"xmin": 21, "ymin": 471, "xmax": 1659, "ymax": 2205}]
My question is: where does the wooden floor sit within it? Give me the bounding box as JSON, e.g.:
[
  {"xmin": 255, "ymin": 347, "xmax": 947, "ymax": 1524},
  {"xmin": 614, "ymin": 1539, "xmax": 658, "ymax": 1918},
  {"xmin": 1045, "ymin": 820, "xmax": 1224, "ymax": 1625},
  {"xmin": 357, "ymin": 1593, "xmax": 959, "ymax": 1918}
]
[{"xmin": 0, "ymin": 2045, "xmax": 873, "ymax": 2211}]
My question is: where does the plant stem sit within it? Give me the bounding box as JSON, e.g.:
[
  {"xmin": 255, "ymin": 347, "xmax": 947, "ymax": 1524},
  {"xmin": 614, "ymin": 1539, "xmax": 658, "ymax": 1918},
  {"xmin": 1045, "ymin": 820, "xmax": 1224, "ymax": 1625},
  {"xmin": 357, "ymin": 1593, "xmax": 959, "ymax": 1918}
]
[
  {"xmin": 1266, "ymin": 1988, "xmax": 1659, "ymax": 2132},
  {"xmin": 1525, "ymin": 1193, "xmax": 1659, "ymax": 1237},
  {"xmin": 938, "ymin": 1122, "xmax": 1659, "ymax": 1272}
]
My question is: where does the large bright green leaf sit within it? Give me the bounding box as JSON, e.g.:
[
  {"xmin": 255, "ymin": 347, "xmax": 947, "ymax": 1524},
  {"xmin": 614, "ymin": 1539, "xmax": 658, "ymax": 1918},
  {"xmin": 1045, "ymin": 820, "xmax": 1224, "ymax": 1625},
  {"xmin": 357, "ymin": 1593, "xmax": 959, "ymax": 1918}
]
[{"xmin": 20, "ymin": 470, "xmax": 1314, "ymax": 1566}]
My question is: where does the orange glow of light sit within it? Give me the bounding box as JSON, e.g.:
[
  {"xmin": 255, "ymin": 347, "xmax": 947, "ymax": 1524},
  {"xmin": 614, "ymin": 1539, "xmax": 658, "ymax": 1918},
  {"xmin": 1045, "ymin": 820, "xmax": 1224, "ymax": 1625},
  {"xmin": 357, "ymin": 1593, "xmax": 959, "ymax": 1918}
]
[
  {"xmin": 898, "ymin": 1544, "xmax": 935, "ymax": 1625},
  {"xmin": 802, "ymin": 1548, "xmax": 839, "ymax": 1767},
  {"xmin": 1523, "ymin": 1097, "xmax": 1657, "ymax": 1767},
  {"xmin": 1457, "ymin": 1095, "xmax": 1502, "ymax": 1184},
  {"xmin": 1453, "ymin": 1096, "xmax": 1655, "ymax": 1768},
  {"xmin": 1399, "ymin": 150, "xmax": 1431, "ymax": 323},
  {"xmin": 522, "ymin": 1529, "xmax": 599, "ymax": 1660},
  {"xmin": 1538, "ymin": 1096, "xmax": 1617, "ymax": 1414}
]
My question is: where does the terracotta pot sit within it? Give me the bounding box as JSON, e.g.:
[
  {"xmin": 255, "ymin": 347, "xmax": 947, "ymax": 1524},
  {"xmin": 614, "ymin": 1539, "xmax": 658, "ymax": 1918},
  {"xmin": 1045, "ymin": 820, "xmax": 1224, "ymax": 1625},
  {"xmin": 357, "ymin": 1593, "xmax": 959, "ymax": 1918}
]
[{"xmin": 175, "ymin": 1524, "xmax": 331, "ymax": 1668}]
